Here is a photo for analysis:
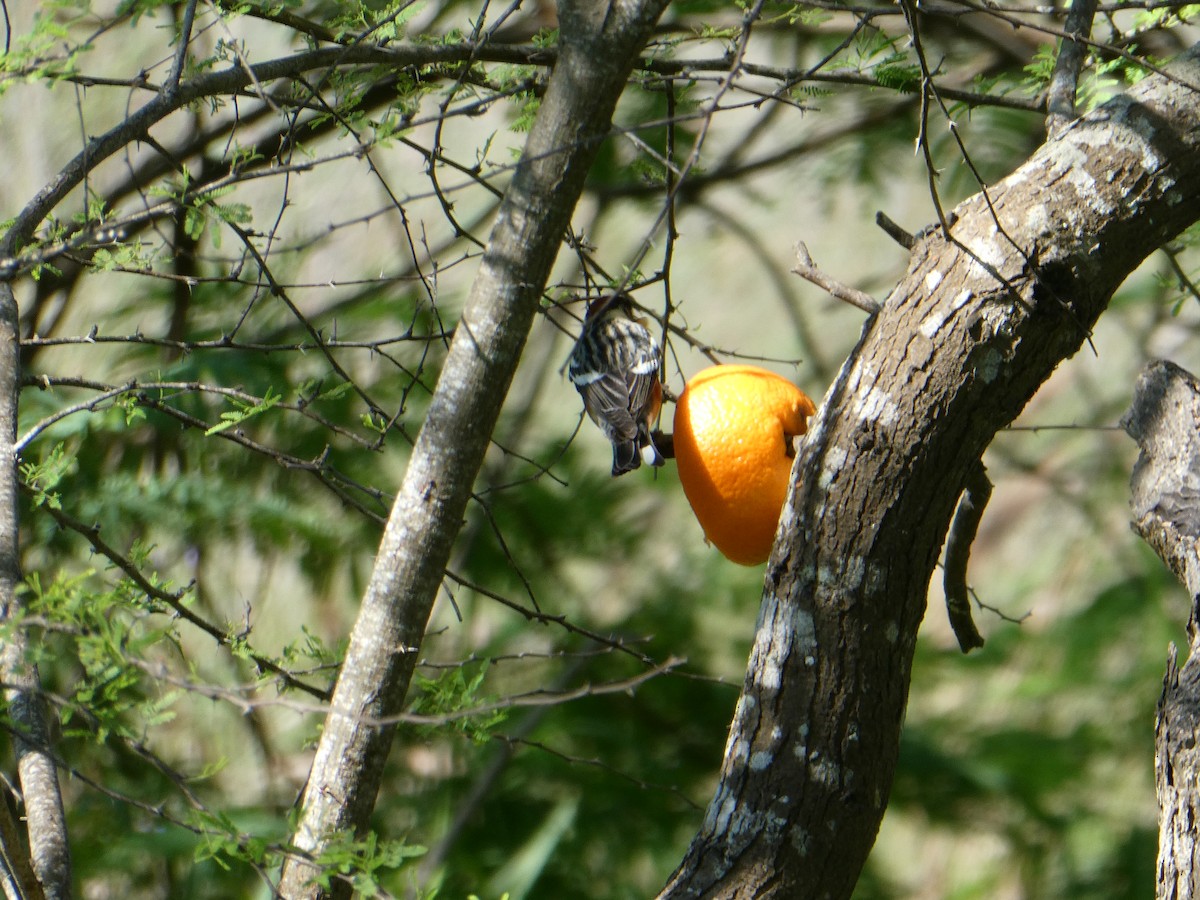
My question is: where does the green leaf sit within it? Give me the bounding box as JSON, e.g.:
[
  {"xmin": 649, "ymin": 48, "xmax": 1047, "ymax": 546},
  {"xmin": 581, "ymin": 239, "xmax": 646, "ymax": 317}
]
[{"xmin": 205, "ymin": 386, "xmax": 282, "ymax": 436}]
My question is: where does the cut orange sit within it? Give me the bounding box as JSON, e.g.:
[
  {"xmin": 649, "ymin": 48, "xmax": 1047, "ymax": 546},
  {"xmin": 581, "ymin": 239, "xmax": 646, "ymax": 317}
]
[{"xmin": 673, "ymin": 365, "xmax": 817, "ymax": 566}]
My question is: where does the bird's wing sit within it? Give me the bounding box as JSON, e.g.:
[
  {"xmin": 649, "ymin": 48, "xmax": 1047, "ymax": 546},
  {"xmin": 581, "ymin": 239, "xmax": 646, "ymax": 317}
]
[
  {"xmin": 624, "ymin": 367, "xmax": 659, "ymax": 423},
  {"xmin": 574, "ymin": 372, "xmax": 639, "ymax": 441}
]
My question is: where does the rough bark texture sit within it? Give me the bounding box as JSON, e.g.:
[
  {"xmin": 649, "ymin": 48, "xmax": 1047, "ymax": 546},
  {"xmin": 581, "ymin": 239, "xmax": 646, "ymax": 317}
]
[
  {"xmin": 277, "ymin": 2, "xmax": 671, "ymax": 897},
  {"xmin": 660, "ymin": 46, "xmax": 1200, "ymax": 900},
  {"xmin": 0, "ymin": 275, "xmax": 71, "ymax": 899},
  {"xmin": 1122, "ymin": 360, "xmax": 1200, "ymax": 900}
]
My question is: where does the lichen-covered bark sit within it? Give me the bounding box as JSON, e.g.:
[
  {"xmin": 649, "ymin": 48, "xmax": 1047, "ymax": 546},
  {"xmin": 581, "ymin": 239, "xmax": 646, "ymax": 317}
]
[
  {"xmin": 1122, "ymin": 360, "xmax": 1200, "ymax": 899},
  {"xmin": 277, "ymin": 3, "xmax": 670, "ymax": 898},
  {"xmin": 661, "ymin": 47, "xmax": 1200, "ymax": 899}
]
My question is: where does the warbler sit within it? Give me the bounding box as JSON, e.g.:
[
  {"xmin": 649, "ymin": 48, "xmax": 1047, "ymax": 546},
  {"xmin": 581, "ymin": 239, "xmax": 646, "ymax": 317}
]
[{"xmin": 568, "ymin": 294, "xmax": 665, "ymax": 476}]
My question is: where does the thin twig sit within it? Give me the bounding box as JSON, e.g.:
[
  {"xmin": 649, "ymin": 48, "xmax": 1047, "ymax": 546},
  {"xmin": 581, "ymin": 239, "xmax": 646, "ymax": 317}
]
[
  {"xmin": 37, "ymin": 500, "xmax": 330, "ymax": 700},
  {"xmin": 443, "ymin": 569, "xmax": 659, "ymax": 665},
  {"xmin": 791, "ymin": 243, "xmax": 881, "ymax": 315},
  {"xmin": 386, "ymin": 657, "xmax": 687, "ymax": 726},
  {"xmin": 1162, "ymin": 245, "xmax": 1200, "ymax": 308},
  {"xmin": 619, "ymin": 0, "xmax": 769, "ymax": 294},
  {"xmin": 875, "ymin": 211, "xmax": 916, "ymax": 250},
  {"xmin": 900, "ymin": 0, "xmax": 952, "ymax": 236},
  {"xmin": 502, "ymin": 733, "xmax": 702, "ymax": 810}
]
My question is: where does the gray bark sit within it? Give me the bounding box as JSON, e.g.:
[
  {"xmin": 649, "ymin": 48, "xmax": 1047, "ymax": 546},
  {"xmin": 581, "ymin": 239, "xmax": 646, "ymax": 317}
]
[
  {"xmin": 1123, "ymin": 360, "xmax": 1200, "ymax": 900},
  {"xmin": 0, "ymin": 289, "xmax": 70, "ymax": 896},
  {"xmin": 1045, "ymin": 0, "xmax": 1098, "ymax": 138},
  {"xmin": 277, "ymin": 2, "xmax": 671, "ymax": 897},
  {"xmin": 660, "ymin": 45, "xmax": 1200, "ymax": 900}
]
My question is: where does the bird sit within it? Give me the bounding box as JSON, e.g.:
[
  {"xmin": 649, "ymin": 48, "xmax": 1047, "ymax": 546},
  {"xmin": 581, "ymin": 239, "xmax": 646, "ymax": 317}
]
[{"xmin": 568, "ymin": 294, "xmax": 665, "ymax": 476}]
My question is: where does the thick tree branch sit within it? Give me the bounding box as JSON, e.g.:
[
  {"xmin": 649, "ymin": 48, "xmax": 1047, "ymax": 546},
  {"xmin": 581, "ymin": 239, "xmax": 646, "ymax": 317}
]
[
  {"xmin": 1123, "ymin": 361, "xmax": 1200, "ymax": 597},
  {"xmin": 1122, "ymin": 360, "xmax": 1200, "ymax": 899},
  {"xmin": 0, "ymin": 784, "xmax": 42, "ymax": 900},
  {"xmin": 0, "ymin": 282, "xmax": 69, "ymax": 897},
  {"xmin": 661, "ymin": 44, "xmax": 1200, "ymax": 900},
  {"xmin": 277, "ymin": 2, "xmax": 672, "ymax": 898}
]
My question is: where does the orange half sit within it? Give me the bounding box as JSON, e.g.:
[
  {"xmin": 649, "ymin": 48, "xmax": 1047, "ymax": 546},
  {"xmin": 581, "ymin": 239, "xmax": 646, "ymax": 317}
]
[{"xmin": 673, "ymin": 365, "xmax": 817, "ymax": 565}]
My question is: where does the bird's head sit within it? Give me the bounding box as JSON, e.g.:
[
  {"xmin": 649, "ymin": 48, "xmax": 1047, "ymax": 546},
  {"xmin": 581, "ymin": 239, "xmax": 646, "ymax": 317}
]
[{"xmin": 584, "ymin": 292, "xmax": 636, "ymax": 323}]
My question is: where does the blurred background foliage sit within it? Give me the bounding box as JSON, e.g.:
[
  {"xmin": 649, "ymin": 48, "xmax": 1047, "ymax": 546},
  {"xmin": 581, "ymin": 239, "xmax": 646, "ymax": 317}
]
[{"xmin": 1, "ymin": 0, "xmax": 1199, "ymax": 897}]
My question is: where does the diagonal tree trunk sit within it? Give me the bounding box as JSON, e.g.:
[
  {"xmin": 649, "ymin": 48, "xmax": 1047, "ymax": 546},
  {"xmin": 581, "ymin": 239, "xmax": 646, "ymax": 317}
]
[
  {"xmin": 660, "ymin": 45, "xmax": 1200, "ymax": 900},
  {"xmin": 278, "ymin": 2, "xmax": 671, "ymax": 897}
]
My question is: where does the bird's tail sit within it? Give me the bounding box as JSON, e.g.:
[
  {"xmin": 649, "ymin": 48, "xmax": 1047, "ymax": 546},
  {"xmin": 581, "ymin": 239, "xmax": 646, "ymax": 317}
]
[
  {"xmin": 611, "ymin": 440, "xmax": 642, "ymax": 476},
  {"xmin": 611, "ymin": 426, "xmax": 664, "ymax": 476}
]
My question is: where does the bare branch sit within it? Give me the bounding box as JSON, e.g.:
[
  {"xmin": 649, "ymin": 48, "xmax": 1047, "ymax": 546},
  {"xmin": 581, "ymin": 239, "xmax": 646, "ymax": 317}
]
[
  {"xmin": 1162, "ymin": 244, "xmax": 1200, "ymax": 308},
  {"xmin": 0, "ymin": 41, "xmax": 556, "ymax": 258},
  {"xmin": 942, "ymin": 463, "xmax": 991, "ymax": 653},
  {"xmin": 1045, "ymin": 0, "xmax": 1099, "ymax": 138},
  {"xmin": 875, "ymin": 211, "xmax": 917, "ymax": 250},
  {"xmin": 38, "ymin": 500, "xmax": 330, "ymax": 701},
  {"xmin": 791, "ymin": 243, "xmax": 882, "ymax": 315}
]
